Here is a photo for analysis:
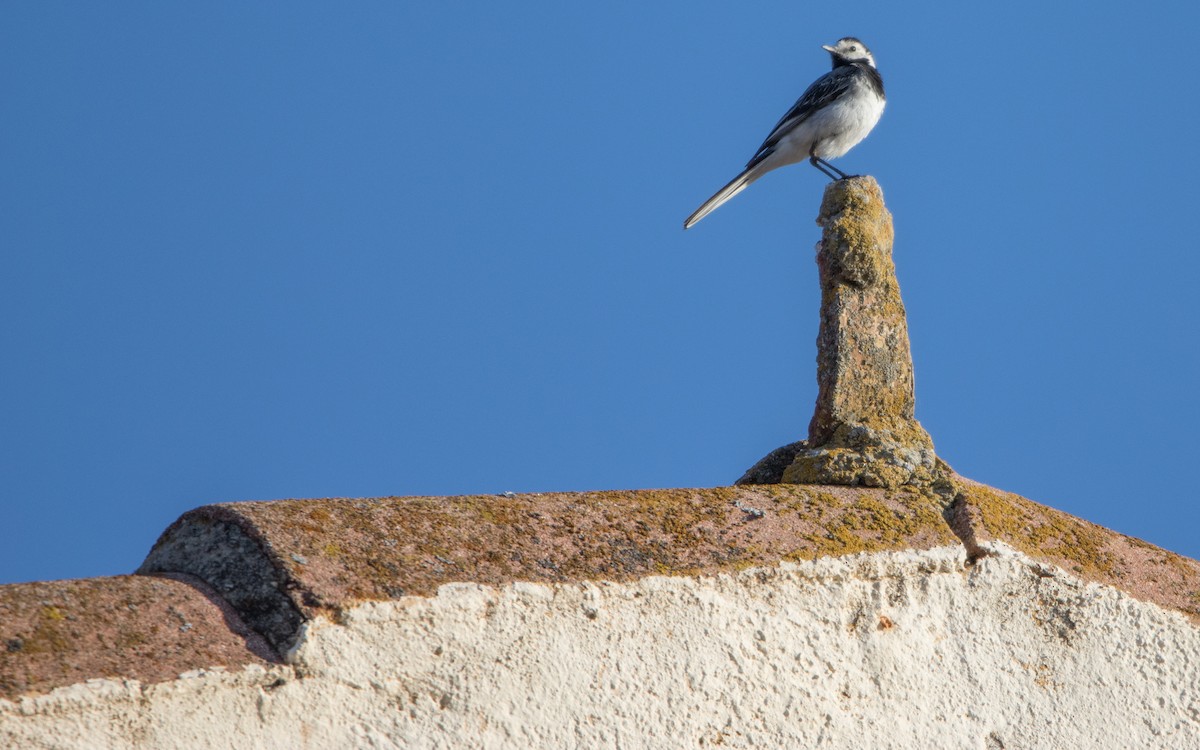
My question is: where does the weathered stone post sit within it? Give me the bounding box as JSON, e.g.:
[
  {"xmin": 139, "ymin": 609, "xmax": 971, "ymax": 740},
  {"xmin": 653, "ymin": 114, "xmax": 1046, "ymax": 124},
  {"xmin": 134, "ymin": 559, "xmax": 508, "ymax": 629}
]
[{"xmin": 737, "ymin": 176, "xmax": 937, "ymax": 488}]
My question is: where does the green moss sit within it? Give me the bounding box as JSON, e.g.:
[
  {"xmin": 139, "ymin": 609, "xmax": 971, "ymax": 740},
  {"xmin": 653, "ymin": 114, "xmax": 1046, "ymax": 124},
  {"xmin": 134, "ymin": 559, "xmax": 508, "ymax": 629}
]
[
  {"xmin": 465, "ymin": 496, "xmax": 524, "ymax": 526},
  {"xmin": 321, "ymin": 542, "xmax": 343, "ymax": 558},
  {"xmin": 783, "ymin": 487, "xmax": 950, "ymax": 561},
  {"xmin": 20, "ymin": 608, "xmax": 71, "ymax": 655},
  {"xmin": 964, "ymin": 484, "xmax": 1122, "ymax": 579},
  {"xmin": 247, "ymin": 483, "xmax": 960, "ymax": 617},
  {"xmin": 115, "ymin": 630, "xmax": 150, "ymax": 649}
]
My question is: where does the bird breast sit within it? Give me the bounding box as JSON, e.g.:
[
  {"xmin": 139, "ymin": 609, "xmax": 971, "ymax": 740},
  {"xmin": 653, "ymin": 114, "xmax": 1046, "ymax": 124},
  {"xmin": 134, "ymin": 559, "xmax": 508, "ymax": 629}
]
[{"xmin": 776, "ymin": 78, "xmax": 885, "ymax": 164}]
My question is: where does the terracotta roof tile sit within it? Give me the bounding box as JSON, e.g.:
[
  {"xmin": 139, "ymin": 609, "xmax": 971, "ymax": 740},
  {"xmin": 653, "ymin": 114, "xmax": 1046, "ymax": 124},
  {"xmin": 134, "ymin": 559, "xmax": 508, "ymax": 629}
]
[
  {"xmin": 138, "ymin": 484, "xmax": 956, "ymax": 650},
  {"xmin": 0, "ymin": 574, "xmax": 275, "ymax": 700}
]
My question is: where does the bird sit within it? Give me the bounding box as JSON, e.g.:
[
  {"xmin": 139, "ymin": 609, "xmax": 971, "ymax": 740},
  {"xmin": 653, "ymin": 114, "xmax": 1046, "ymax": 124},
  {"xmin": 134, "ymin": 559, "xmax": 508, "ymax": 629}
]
[{"xmin": 683, "ymin": 37, "xmax": 886, "ymax": 229}]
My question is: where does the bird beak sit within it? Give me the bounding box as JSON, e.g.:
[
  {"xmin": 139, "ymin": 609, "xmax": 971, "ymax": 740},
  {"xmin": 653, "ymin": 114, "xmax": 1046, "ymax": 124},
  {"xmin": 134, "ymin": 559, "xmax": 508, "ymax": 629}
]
[{"xmin": 822, "ymin": 45, "xmax": 836, "ymax": 53}]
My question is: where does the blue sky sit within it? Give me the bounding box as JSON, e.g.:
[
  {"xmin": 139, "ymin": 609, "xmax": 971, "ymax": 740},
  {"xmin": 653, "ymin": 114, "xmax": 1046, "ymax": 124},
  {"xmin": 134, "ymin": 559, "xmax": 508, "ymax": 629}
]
[{"xmin": 3, "ymin": 3, "xmax": 1198, "ymax": 584}]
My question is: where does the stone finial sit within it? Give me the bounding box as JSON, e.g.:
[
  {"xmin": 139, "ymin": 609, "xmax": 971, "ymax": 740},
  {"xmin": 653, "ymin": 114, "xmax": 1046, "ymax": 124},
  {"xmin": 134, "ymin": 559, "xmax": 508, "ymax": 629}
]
[{"xmin": 738, "ymin": 176, "xmax": 937, "ymax": 488}]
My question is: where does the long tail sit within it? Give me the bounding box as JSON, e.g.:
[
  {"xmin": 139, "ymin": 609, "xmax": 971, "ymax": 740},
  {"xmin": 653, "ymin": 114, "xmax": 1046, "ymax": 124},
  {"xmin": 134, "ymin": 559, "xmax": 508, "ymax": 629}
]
[{"xmin": 683, "ymin": 165, "xmax": 761, "ymax": 229}]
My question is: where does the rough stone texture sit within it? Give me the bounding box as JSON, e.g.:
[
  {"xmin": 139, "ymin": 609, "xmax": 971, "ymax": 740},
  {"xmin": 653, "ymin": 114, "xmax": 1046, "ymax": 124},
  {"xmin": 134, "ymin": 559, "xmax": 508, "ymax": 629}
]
[
  {"xmin": 739, "ymin": 176, "xmax": 937, "ymax": 488},
  {"xmin": 139, "ymin": 510, "xmax": 305, "ymax": 653},
  {"xmin": 4, "ymin": 547, "xmax": 1199, "ymax": 749},
  {"xmin": 133, "ymin": 485, "xmax": 956, "ymax": 652},
  {"xmin": 947, "ymin": 475, "xmax": 1200, "ymax": 623},
  {"xmin": 0, "ymin": 575, "xmax": 275, "ymax": 701},
  {"xmin": 3, "ymin": 482, "xmax": 1197, "ymax": 699},
  {"xmin": 5, "ymin": 169, "xmax": 1196, "ymax": 745}
]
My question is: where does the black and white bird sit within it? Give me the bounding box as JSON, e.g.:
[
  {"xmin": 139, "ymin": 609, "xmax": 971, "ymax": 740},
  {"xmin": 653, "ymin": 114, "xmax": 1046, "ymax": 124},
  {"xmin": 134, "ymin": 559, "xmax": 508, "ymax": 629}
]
[{"xmin": 684, "ymin": 37, "xmax": 886, "ymax": 229}]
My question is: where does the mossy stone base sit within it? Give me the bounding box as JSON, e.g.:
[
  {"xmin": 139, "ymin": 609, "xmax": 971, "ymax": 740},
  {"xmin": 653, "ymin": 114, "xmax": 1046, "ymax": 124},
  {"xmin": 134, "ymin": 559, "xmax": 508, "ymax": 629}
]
[{"xmin": 740, "ymin": 176, "xmax": 938, "ymax": 489}]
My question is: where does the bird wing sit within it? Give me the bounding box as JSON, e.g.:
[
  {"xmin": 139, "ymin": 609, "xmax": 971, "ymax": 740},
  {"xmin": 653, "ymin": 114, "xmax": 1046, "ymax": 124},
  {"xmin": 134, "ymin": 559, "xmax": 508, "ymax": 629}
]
[{"xmin": 746, "ymin": 66, "xmax": 859, "ymax": 168}]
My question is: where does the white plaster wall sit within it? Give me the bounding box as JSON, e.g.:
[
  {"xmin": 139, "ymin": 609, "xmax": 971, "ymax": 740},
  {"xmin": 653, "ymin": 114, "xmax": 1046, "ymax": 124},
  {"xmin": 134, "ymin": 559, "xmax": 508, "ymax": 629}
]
[{"xmin": 3, "ymin": 545, "xmax": 1199, "ymax": 749}]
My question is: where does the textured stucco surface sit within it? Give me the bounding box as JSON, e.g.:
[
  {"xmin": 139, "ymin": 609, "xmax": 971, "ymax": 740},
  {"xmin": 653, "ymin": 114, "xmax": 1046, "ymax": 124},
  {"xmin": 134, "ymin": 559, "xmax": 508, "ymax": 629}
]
[
  {"xmin": 134, "ymin": 484, "xmax": 957, "ymax": 652},
  {"xmin": 4, "ymin": 545, "xmax": 1198, "ymax": 749}
]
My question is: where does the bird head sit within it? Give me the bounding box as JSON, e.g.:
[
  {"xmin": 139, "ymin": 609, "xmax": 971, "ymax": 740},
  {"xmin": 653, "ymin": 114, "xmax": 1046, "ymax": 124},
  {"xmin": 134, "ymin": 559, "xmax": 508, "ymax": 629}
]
[{"xmin": 822, "ymin": 38, "xmax": 875, "ymax": 69}]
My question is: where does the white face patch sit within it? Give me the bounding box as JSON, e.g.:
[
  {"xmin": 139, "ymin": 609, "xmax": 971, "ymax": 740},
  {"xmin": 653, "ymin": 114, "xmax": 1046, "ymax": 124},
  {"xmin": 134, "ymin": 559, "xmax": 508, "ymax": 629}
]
[{"xmin": 834, "ymin": 38, "xmax": 874, "ymax": 67}]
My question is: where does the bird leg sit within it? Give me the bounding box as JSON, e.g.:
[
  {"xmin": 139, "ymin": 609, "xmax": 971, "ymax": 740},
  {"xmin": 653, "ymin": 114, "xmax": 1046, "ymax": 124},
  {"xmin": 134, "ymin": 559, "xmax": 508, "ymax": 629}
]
[{"xmin": 808, "ymin": 145, "xmax": 850, "ymax": 181}]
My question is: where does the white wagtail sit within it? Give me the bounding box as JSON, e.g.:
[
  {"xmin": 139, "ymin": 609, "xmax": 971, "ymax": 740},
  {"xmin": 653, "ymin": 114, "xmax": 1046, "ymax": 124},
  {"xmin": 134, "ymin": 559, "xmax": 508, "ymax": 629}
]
[{"xmin": 684, "ymin": 37, "xmax": 885, "ymax": 229}]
